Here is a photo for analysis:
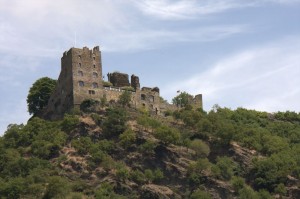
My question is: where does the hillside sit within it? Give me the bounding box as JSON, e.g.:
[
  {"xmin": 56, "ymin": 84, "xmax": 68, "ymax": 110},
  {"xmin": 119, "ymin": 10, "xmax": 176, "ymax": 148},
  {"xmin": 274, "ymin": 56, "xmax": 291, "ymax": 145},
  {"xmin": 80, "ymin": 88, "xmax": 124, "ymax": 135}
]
[{"xmin": 0, "ymin": 101, "xmax": 300, "ymax": 198}]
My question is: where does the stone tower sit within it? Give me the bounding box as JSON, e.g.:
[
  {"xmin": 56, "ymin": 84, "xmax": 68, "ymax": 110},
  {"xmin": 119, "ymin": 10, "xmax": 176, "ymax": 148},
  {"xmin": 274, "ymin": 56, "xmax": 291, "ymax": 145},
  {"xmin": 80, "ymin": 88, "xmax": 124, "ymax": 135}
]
[{"xmin": 44, "ymin": 46, "xmax": 103, "ymax": 119}]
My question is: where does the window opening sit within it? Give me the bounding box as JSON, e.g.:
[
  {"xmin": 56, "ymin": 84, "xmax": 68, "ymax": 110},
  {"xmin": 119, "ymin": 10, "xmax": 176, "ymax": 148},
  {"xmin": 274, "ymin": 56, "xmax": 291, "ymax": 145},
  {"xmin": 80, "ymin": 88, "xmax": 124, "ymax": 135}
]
[
  {"xmin": 92, "ymin": 82, "xmax": 98, "ymax": 88},
  {"xmin": 93, "ymin": 72, "xmax": 98, "ymax": 78},
  {"xmin": 78, "ymin": 81, "xmax": 84, "ymax": 87}
]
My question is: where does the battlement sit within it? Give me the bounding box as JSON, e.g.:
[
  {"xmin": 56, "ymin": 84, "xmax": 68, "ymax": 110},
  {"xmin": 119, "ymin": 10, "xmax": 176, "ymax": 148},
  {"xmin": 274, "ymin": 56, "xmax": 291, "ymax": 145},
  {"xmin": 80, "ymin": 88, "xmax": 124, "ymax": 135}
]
[{"xmin": 43, "ymin": 46, "xmax": 203, "ymax": 119}]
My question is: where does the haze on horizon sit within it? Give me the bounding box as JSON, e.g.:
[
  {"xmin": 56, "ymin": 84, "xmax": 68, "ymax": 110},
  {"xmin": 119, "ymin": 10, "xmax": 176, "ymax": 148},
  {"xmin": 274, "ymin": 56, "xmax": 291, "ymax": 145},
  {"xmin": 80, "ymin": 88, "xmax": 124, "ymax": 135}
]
[{"xmin": 0, "ymin": 0, "xmax": 300, "ymax": 134}]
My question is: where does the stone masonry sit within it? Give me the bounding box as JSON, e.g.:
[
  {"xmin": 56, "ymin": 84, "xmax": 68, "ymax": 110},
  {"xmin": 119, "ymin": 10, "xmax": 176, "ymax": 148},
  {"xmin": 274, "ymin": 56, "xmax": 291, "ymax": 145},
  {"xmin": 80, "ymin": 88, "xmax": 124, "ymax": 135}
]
[{"xmin": 43, "ymin": 46, "xmax": 203, "ymax": 119}]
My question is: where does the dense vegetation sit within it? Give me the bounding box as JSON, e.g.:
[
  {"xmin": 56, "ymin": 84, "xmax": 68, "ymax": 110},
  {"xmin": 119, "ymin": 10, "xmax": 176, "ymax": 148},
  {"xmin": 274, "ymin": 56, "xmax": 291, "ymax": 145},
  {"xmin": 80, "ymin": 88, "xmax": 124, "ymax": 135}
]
[
  {"xmin": 1, "ymin": 91, "xmax": 300, "ymax": 198},
  {"xmin": 27, "ymin": 77, "xmax": 57, "ymax": 115}
]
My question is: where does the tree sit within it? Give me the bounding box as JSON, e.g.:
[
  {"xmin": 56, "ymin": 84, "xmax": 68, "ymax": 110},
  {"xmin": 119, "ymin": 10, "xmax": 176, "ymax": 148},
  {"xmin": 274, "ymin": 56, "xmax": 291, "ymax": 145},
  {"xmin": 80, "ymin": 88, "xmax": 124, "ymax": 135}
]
[
  {"xmin": 27, "ymin": 77, "xmax": 57, "ymax": 115},
  {"xmin": 118, "ymin": 91, "xmax": 131, "ymax": 107},
  {"xmin": 172, "ymin": 91, "xmax": 193, "ymax": 108}
]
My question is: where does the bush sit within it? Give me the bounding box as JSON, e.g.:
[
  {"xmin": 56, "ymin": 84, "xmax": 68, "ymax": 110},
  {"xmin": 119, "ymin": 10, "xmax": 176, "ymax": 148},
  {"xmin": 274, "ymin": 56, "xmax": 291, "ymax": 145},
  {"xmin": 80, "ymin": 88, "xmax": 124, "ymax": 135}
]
[
  {"xmin": 102, "ymin": 81, "xmax": 113, "ymax": 87},
  {"xmin": 130, "ymin": 170, "xmax": 146, "ymax": 184},
  {"xmin": 190, "ymin": 189, "xmax": 212, "ymax": 199},
  {"xmin": 190, "ymin": 139, "xmax": 210, "ymax": 158},
  {"xmin": 71, "ymin": 137, "xmax": 93, "ymax": 155},
  {"xmin": 212, "ymin": 156, "xmax": 236, "ymax": 181},
  {"xmin": 118, "ymin": 91, "xmax": 131, "ymax": 107},
  {"xmin": 61, "ymin": 114, "xmax": 79, "ymax": 132},
  {"xmin": 119, "ymin": 129, "xmax": 136, "ymax": 149},
  {"xmin": 44, "ymin": 176, "xmax": 71, "ymax": 199},
  {"xmin": 103, "ymin": 108, "xmax": 127, "ymax": 137},
  {"xmin": 80, "ymin": 99, "xmax": 99, "ymax": 113},
  {"xmin": 138, "ymin": 140, "xmax": 158, "ymax": 155},
  {"xmin": 154, "ymin": 125, "xmax": 181, "ymax": 145}
]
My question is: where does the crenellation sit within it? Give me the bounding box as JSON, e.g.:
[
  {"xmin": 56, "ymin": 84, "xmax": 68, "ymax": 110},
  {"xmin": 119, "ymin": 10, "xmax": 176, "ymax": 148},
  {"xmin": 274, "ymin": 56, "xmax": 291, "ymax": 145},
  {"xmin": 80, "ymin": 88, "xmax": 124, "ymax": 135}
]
[{"xmin": 42, "ymin": 46, "xmax": 203, "ymax": 119}]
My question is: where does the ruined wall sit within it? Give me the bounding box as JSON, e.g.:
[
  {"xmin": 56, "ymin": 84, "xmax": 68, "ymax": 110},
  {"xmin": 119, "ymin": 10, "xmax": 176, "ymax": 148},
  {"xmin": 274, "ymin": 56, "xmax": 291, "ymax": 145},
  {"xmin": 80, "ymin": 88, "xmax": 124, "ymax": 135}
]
[
  {"xmin": 108, "ymin": 72, "xmax": 130, "ymax": 87},
  {"xmin": 131, "ymin": 74, "xmax": 140, "ymax": 90},
  {"xmin": 43, "ymin": 46, "xmax": 203, "ymax": 119}
]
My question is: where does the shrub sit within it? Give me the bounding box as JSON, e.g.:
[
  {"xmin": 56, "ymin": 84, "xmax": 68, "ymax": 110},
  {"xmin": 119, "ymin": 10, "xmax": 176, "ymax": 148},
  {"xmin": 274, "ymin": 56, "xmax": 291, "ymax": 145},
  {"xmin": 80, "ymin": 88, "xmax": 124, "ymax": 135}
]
[
  {"xmin": 130, "ymin": 170, "xmax": 146, "ymax": 184},
  {"xmin": 61, "ymin": 114, "xmax": 79, "ymax": 133},
  {"xmin": 44, "ymin": 176, "xmax": 71, "ymax": 199},
  {"xmin": 118, "ymin": 91, "xmax": 131, "ymax": 107},
  {"xmin": 138, "ymin": 140, "xmax": 158, "ymax": 155},
  {"xmin": 102, "ymin": 81, "xmax": 113, "ymax": 87},
  {"xmin": 190, "ymin": 189, "xmax": 212, "ymax": 199},
  {"xmin": 154, "ymin": 125, "xmax": 181, "ymax": 145},
  {"xmin": 190, "ymin": 139, "xmax": 210, "ymax": 158},
  {"xmin": 103, "ymin": 108, "xmax": 127, "ymax": 137},
  {"xmin": 80, "ymin": 99, "xmax": 100, "ymax": 113},
  {"xmin": 119, "ymin": 129, "xmax": 136, "ymax": 149}
]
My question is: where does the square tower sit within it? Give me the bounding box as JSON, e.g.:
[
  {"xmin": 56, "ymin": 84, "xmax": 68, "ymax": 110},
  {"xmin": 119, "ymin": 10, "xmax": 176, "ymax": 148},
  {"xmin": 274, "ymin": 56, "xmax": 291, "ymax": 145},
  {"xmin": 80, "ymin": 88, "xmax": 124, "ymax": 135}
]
[{"xmin": 44, "ymin": 46, "xmax": 103, "ymax": 119}]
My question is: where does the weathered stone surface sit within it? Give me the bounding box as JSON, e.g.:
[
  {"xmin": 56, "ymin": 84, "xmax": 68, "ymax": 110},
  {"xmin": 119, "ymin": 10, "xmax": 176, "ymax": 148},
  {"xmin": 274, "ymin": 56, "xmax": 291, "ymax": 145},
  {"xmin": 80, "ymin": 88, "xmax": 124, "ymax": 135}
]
[
  {"xmin": 42, "ymin": 46, "xmax": 203, "ymax": 119},
  {"xmin": 141, "ymin": 184, "xmax": 179, "ymax": 199}
]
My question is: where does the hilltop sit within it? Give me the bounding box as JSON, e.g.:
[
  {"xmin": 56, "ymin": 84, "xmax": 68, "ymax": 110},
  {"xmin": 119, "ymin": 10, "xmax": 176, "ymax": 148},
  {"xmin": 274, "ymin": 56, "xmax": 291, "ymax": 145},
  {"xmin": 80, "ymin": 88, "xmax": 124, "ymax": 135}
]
[{"xmin": 1, "ymin": 97, "xmax": 300, "ymax": 198}]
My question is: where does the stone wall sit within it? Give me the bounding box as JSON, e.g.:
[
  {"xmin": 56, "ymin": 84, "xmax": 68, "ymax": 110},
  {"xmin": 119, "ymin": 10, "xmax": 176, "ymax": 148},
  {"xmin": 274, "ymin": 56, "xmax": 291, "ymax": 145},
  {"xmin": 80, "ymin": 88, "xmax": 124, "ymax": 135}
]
[
  {"xmin": 42, "ymin": 46, "xmax": 203, "ymax": 119},
  {"xmin": 108, "ymin": 72, "xmax": 130, "ymax": 87}
]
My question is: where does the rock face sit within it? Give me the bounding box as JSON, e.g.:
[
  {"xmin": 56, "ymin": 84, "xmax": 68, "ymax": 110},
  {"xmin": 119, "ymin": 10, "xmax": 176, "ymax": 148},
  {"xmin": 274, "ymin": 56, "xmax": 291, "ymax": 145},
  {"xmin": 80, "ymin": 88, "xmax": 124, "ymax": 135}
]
[{"xmin": 141, "ymin": 184, "xmax": 179, "ymax": 199}]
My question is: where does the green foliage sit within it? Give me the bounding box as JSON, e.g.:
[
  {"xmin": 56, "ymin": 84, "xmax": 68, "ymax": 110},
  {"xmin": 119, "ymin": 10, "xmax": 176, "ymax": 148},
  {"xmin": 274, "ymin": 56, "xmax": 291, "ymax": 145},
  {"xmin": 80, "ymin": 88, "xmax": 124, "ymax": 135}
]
[
  {"xmin": 143, "ymin": 168, "xmax": 164, "ymax": 183},
  {"xmin": 116, "ymin": 164, "xmax": 130, "ymax": 181},
  {"xmin": 61, "ymin": 114, "xmax": 79, "ymax": 132},
  {"xmin": 91, "ymin": 113, "xmax": 102, "ymax": 125},
  {"xmin": 103, "ymin": 107, "xmax": 127, "ymax": 137},
  {"xmin": 212, "ymin": 156, "xmax": 236, "ymax": 181},
  {"xmin": 80, "ymin": 99, "xmax": 100, "ymax": 112},
  {"xmin": 130, "ymin": 170, "xmax": 146, "ymax": 184},
  {"xmin": 190, "ymin": 139, "xmax": 210, "ymax": 158},
  {"xmin": 238, "ymin": 186, "xmax": 259, "ymax": 199},
  {"xmin": 122, "ymin": 86, "xmax": 135, "ymax": 92},
  {"xmin": 118, "ymin": 90, "xmax": 131, "ymax": 107},
  {"xmin": 95, "ymin": 182, "xmax": 125, "ymax": 199},
  {"xmin": 154, "ymin": 125, "xmax": 181, "ymax": 145},
  {"xmin": 190, "ymin": 189, "xmax": 212, "ymax": 199},
  {"xmin": 102, "ymin": 81, "xmax": 113, "ymax": 87},
  {"xmin": 27, "ymin": 77, "xmax": 57, "ymax": 115},
  {"xmin": 188, "ymin": 158, "xmax": 211, "ymax": 186},
  {"xmin": 231, "ymin": 176, "xmax": 245, "ymax": 192},
  {"xmin": 100, "ymin": 94, "xmax": 108, "ymax": 107},
  {"xmin": 71, "ymin": 137, "xmax": 93, "ymax": 155},
  {"xmin": 44, "ymin": 176, "xmax": 71, "ymax": 199},
  {"xmin": 172, "ymin": 91, "xmax": 193, "ymax": 107},
  {"xmin": 119, "ymin": 129, "xmax": 136, "ymax": 149},
  {"xmin": 274, "ymin": 183, "xmax": 287, "ymax": 196},
  {"xmin": 138, "ymin": 140, "xmax": 158, "ymax": 155}
]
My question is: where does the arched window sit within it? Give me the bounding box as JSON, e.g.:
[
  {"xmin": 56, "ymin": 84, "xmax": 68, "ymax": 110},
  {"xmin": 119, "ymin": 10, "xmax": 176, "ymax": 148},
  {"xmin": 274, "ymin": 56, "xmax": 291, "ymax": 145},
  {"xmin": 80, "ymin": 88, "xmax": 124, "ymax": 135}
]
[
  {"xmin": 141, "ymin": 94, "xmax": 146, "ymax": 100},
  {"xmin": 78, "ymin": 63, "xmax": 81, "ymax": 67},
  {"xmin": 93, "ymin": 72, "xmax": 98, "ymax": 78},
  {"xmin": 92, "ymin": 82, "xmax": 98, "ymax": 88},
  {"xmin": 78, "ymin": 81, "xmax": 84, "ymax": 87},
  {"xmin": 78, "ymin": 71, "xmax": 83, "ymax": 76},
  {"xmin": 93, "ymin": 64, "xmax": 96, "ymax": 68}
]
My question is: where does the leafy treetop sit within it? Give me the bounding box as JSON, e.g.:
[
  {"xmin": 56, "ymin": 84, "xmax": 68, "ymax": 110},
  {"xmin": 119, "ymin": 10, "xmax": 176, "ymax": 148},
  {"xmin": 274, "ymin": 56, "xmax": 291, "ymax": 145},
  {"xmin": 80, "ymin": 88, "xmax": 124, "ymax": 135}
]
[{"xmin": 27, "ymin": 77, "xmax": 57, "ymax": 115}]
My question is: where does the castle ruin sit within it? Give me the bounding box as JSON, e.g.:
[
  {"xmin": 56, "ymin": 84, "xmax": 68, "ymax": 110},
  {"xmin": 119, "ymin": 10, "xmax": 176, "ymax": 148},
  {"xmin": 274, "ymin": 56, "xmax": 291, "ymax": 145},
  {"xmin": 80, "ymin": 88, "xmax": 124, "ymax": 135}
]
[{"xmin": 43, "ymin": 46, "xmax": 202, "ymax": 119}]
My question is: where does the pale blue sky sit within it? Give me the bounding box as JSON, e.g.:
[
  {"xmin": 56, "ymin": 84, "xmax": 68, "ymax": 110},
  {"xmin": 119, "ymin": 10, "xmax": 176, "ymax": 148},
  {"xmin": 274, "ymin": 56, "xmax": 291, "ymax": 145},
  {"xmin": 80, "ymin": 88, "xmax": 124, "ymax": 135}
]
[{"xmin": 1, "ymin": 0, "xmax": 300, "ymax": 134}]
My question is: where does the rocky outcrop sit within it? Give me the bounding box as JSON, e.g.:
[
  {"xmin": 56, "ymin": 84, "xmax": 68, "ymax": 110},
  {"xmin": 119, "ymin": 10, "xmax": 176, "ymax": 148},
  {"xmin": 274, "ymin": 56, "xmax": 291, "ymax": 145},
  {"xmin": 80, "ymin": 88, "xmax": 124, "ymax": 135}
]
[{"xmin": 141, "ymin": 184, "xmax": 180, "ymax": 199}]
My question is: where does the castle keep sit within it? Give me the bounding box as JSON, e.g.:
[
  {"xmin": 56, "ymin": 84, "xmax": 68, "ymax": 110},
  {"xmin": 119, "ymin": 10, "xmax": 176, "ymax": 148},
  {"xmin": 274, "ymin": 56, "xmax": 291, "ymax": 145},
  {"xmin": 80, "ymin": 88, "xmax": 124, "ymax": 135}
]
[{"xmin": 44, "ymin": 46, "xmax": 202, "ymax": 119}]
